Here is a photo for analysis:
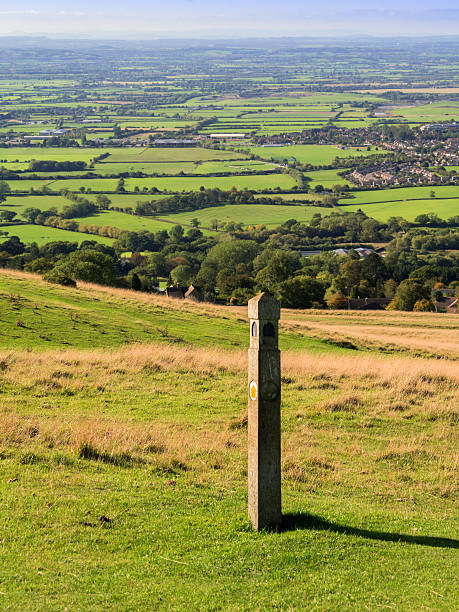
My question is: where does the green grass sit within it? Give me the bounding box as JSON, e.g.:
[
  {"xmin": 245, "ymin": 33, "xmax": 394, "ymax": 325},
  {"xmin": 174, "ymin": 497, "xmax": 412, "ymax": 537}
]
[
  {"xmin": 122, "ymin": 174, "xmax": 296, "ymax": 192},
  {"xmin": 159, "ymin": 204, "xmax": 330, "ymax": 227},
  {"xmin": 106, "ymin": 147, "xmax": 248, "ymax": 163},
  {"xmin": 0, "ymin": 270, "xmax": 457, "ymax": 610},
  {"xmin": 4, "ymin": 174, "xmax": 295, "ymax": 194},
  {"xmin": 343, "ymin": 198, "xmax": 459, "ymax": 222},
  {"xmin": 0, "ymin": 271, "xmax": 339, "ymax": 352},
  {"xmin": 0, "ymin": 194, "xmax": 170, "ymax": 217},
  {"xmin": 248, "ymin": 145, "xmax": 387, "ymax": 165},
  {"xmin": 0, "ymin": 224, "xmax": 114, "ymax": 246},
  {"xmin": 339, "ymin": 185, "xmax": 459, "ymax": 205},
  {"xmin": 305, "ymin": 169, "xmax": 352, "ymax": 188},
  {"xmin": 75, "ymin": 211, "xmax": 214, "ymax": 235},
  {"xmin": 0, "ymin": 147, "xmax": 109, "ymax": 163}
]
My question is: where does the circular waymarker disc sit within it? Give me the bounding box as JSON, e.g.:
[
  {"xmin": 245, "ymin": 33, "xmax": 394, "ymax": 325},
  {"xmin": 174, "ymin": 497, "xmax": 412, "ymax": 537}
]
[{"xmin": 249, "ymin": 380, "xmax": 258, "ymax": 400}]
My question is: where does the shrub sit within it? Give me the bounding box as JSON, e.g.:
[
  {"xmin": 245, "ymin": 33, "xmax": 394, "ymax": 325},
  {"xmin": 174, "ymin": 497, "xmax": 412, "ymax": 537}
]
[{"xmin": 43, "ymin": 269, "xmax": 77, "ymax": 287}]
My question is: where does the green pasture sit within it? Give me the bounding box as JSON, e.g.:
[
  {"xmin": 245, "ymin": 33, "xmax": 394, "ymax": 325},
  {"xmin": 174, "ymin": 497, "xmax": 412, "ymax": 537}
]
[
  {"xmin": 92, "ymin": 159, "xmax": 278, "ymax": 176},
  {"xmin": 106, "ymin": 148, "xmax": 248, "ymax": 163},
  {"xmin": 0, "ymin": 224, "xmax": 114, "ymax": 246},
  {"xmin": 0, "ymin": 194, "xmax": 170, "ymax": 216},
  {"xmin": 159, "ymin": 204, "xmax": 330, "ymax": 227},
  {"xmin": 386, "ymin": 101, "xmax": 459, "ymax": 123},
  {"xmin": 6, "ymin": 179, "xmax": 119, "ymax": 193},
  {"xmin": 0, "ymin": 271, "xmax": 456, "ymax": 610},
  {"xmin": 339, "ymin": 185, "xmax": 459, "ymax": 206},
  {"xmin": 0, "ymin": 148, "xmax": 109, "ymax": 163},
  {"xmin": 123, "ymin": 174, "xmax": 296, "ymax": 192},
  {"xmin": 305, "ymin": 169, "xmax": 352, "ymax": 188},
  {"xmin": 254, "ymin": 192, "xmax": 324, "ymax": 202},
  {"xmin": 4, "ymin": 175, "xmax": 296, "ymax": 193},
  {"xmin": 248, "ymin": 145, "xmax": 387, "ymax": 165},
  {"xmin": 342, "ymin": 198, "xmax": 459, "ymax": 222},
  {"xmin": 0, "ymin": 271, "xmax": 331, "ymax": 352},
  {"xmin": 74, "ymin": 211, "xmax": 213, "ymax": 235}
]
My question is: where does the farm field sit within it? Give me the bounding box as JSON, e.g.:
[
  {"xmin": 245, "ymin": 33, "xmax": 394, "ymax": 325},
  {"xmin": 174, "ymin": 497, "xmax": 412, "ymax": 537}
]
[
  {"xmin": 74, "ymin": 210, "xmax": 214, "ymax": 234},
  {"xmin": 339, "ymin": 185, "xmax": 459, "ymax": 208},
  {"xmin": 0, "ymin": 270, "xmax": 457, "ymax": 610},
  {"xmin": 0, "ymin": 147, "xmax": 109, "ymax": 163},
  {"xmin": 343, "ymin": 198, "xmax": 459, "ymax": 221},
  {"xmin": 305, "ymin": 169, "xmax": 351, "ymax": 188},
  {"xmin": 0, "ymin": 224, "xmax": 114, "ymax": 246},
  {"xmin": 90, "ymin": 160, "xmax": 279, "ymax": 176},
  {"xmin": 159, "ymin": 203, "xmax": 330, "ymax": 227},
  {"xmin": 254, "ymin": 192, "xmax": 324, "ymax": 202},
  {"xmin": 4, "ymin": 174, "xmax": 295, "ymax": 193},
  {"xmin": 121, "ymin": 174, "xmax": 296, "ymax": 192},
  {"xmin": 106, "ymin": 147, "xmax": 248, "ymax": 163},
  {"xmin": 248, "ymin": 145, "xmax": 387, "ymax": 165},
  {"xmin": 384, "ymin": 101, "xmax": 459, "ymax": 123},
  {"xmin": 0, "ymin": 194, "xmax": 170, "ymax": 216}
]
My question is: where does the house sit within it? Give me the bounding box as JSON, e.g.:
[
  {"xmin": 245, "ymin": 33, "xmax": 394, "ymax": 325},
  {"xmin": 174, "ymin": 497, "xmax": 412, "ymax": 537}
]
[
  {"xmin": 166, "ymin": 286, "xmax": 187, "ymax": 299},
  {"xmin": 436, "ymin": 297, "xmax": 458, "ymax": 313},
  {"xmin": 447, "ymin": 299, "xmax": 458, "ymax": 314},
  {"xmin": 184, "ymin": 285, "xmax": 204, "ymax": 302}
]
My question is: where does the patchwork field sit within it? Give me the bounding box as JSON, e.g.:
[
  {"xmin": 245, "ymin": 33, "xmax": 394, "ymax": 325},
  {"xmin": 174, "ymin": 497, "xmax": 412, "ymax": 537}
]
[
  {"xmin": 0, "ymin": 224, "xmax": 114, "ymax": 246},
  {"xmin": 249, "ymin": 145, "xmax": 387, "ymax": 166},
  {"xmin": 159, "ymin": 203, "xmax": 330, "ymax": 227},
  {"xmin": 343, "ymin": 198, "xmax": 459, "ymax": 221},
  {"xmin": 0, "ymin": 269, "xmax": 457, "ymax": 610},
  {"xmin": 338, "ymin": 186, "xmax": 459, "ymax": 220}
]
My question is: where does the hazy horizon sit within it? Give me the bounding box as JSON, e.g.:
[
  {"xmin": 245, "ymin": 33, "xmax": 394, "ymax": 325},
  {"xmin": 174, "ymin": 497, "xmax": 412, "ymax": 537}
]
[{"xmin": 0, "ymin": 1, "xmax": 458, "ymax": 38}]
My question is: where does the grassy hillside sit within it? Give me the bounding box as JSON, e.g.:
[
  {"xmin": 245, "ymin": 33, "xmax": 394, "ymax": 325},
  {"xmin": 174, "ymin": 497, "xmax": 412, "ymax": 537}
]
[
  {"xmin": 0, "ymin": 224, "xmax": 115, "ymax": 246},
  {"xmin": 0, "ymin": 270, "xmax": 340, "ymax": 352},
  {"xmin": 0, "ymin": 269, "xmax": 457, "ymax": 610}
]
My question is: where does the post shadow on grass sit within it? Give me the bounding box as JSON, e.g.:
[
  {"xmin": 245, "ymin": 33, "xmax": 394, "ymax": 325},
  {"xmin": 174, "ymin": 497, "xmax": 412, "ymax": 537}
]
[{"xmin": 280, "ymin": 512, "xmax": 459, "ymax": 549}]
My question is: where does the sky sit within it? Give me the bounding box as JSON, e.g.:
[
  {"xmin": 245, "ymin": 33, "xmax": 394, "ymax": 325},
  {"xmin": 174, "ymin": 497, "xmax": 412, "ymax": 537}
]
[{"xmin": 0, "ymin": 0, "xmax": 458, "ymax": 37}]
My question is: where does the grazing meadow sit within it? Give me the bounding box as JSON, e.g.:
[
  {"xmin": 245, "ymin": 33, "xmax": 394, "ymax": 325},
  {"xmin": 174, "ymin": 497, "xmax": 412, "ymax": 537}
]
[{"xmin": 0, "ymin": 269, "xmax": 457, "ymax": 610}]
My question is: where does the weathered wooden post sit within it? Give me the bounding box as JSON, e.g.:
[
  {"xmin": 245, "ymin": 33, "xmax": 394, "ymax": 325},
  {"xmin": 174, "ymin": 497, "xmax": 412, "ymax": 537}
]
[{"xmin": 248, "ymin": 292, "xmax": 282, "ymax": 530}]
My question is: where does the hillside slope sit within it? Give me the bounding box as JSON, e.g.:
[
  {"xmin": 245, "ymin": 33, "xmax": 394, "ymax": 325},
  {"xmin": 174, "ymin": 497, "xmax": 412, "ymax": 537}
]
[{"xmin": 0, "ymin": 268, "xmax": 457, "ymax": 610}]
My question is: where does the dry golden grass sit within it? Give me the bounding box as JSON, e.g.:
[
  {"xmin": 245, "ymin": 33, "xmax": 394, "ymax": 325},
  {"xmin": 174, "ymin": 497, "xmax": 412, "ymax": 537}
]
[{"xmin": 284, "ymin": 318, "xmax": 459, "ymax": 358}]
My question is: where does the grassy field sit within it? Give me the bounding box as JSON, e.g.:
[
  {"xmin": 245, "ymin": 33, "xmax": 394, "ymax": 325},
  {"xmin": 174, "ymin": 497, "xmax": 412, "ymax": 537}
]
[
  {"xmin": 305, "ymin": 169, "xmax": 352, "ymax": 188},
  {"xmin": 106, "ymin": 147, "xmax": 248, "ymax": 163},
  {"xmin": 248, "ymin": 145, "xmax": 387, "ymax": 165},
  {"xmin": 343, "ymin": 198, "xmax": 459, "ymax": 221},
  {"xmin": 75, "ymin": 211, "xmax": 214, "ymax": 235},
  {"xmin": 0, "ymin": 224, "xmax": 114, "ymax": 246},
  {"xmin": 0, "ymin": 194, "xmax": 171, "ymax": 216},
  {"xmin": 338, "ymin": 186, "xmax": 459, "ymax": 220},
  {"xmin": 121, "ymin": 174, "xmax": 296, "ymax": 192},
  {"xmin": 5, "ymin": 174, "xmax": 295, "ymax": 193},
  {"xmin": 159, "ymin": 204, "xmax": 330, "ymax": 227},
  {"xmin": 0, "ymin": 270, "xmax": 457, "ymax": 610},
  {"xmin": 339, "ymin": 185, "xmax": 459, "ymax": 205}
]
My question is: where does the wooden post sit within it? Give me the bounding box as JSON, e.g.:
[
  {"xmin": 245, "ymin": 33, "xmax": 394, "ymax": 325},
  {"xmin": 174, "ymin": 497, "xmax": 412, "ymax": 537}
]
[{"xmin": 247, "ymin": 293, "xmax": 282, "ymax": 530}]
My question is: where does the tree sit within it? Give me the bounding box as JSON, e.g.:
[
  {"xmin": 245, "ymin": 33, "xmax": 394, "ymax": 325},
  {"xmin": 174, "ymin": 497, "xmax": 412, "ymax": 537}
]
[
  {"xmin": 254, "ymin": 250, "xmax": 300, "ymax": 293},
  {"xmin": 129, "ymin": 272, "xmax": 142, "ymax": 291},
  {"xmin": 0, "ymin": 180, "xmax": 11, "ymax": 195},
  {"xmin": 169, "ymin": 225, "xmax": 184, "ymax": 243},
  {"xmin": 170, "ymin": 265, "xmax": 194, "ymax": 286},
  {"xmin": 50, "ymin": 250, "xmax": 118, "ymax": 285},
  {"xmin": 96, "ymin": 195, "xmax": 111, "ymax": 209},
  {"xmin": 388, "ymin": 280, "xmax": 430, "ymax": 311},
  {"xmin": 413, "ymin": 299, "xmax": 435, "ymax": 312},
  {"xmin": 277, "ymin": 276, "xmax": 324, "ymax": 309},
  {"xmin": 0, "ymin": 211, "xmax": 16, "ymax": 222},
  {"xmin": 325, "ymin": 290, "xmax": 348, "ymax": 310},
  {"xmin": 43, "ymin": 269, "xmax": 77, "ymax": 287},
  {"xmin": 190, "ymin": 218, "xmax": 201, "ymax": 228}
]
